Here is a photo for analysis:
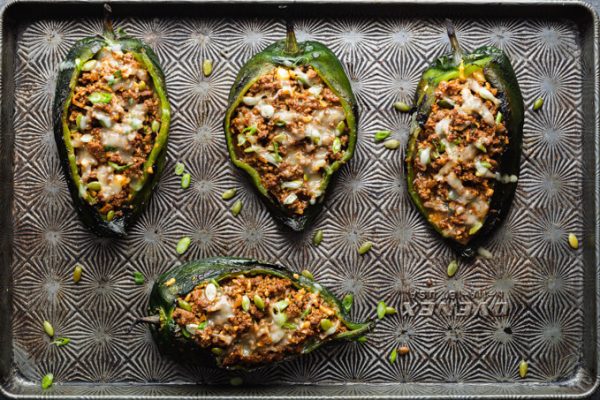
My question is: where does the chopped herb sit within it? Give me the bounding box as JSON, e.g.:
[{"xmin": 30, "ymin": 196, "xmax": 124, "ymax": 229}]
[
  {"xmin": 51, "ymin": 337, "xmax": 71, "ymax": 347},
  {"xmin": 41, "ymin": 373, "xmax": 54, "ymax": 390}
]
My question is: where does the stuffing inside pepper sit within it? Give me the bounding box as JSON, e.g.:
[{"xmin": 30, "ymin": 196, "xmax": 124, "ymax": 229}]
[
  {"xmin": 172, "ymin": 273, "xmax": 346, "ymax": 368},
  {"xmin": 230, "ymin": 66, "xmax": 349, "ymax": 216}
]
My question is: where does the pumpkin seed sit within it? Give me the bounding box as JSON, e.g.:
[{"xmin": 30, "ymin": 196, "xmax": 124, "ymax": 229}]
[
  {"xmin": 519, "ymin": 359, "xmax": 528, "ymax": 378},
  {"xmin": 176, "ymin": 237, "xmax": 191, "ymax": 255},
  {"xmin": 177, "ymin": 299, "xmax": 192, "ymax": 312},
  {"xmin": 241, "ymin": 295, "xmax": 250, "ymax": 312},
  {"xmin": 533, "ymin": 97, "xmax": 544, "ymax": 111},
  {"xmin": 447, "ymin": 260, "xmax": 459, "ymax": 277},
  {"xmin": 358, "ymin": 241, "xmax": 373, "ymax": 255},
  {"xmin": 202, "ymin": 59, "xmax": 213, "ymax": 77},
  {"xmin": 384, "ymin": 139, "xmax": 401, "ymax": 150},
  {"xmin": 231, "ymin": 200, "xmax": 243, "ymax": 216},
  {"xmin": 393, "ymin": 101, "xmax": 411, "ymax": 112},
  {"xmin": 374, "ymin": 130, "xmax": 392, "ymax": 142},
  {"xmin": 377, "ymin": 301, "xmax": 386, "ymax": 319},
  {"xmin": 301, "ymin": 269, "xmax": 314, "ymax": 280},
  {"xmin": 221, "ymin": 188, "xmax": 236, "ymax": 200},
  {"xmin": 312, "ymin": 229, "xmax": 324, "ymax": 246},
  {"xmin": 43, "ymin": 320, "xmax": 54, "ymax": 337},
  {"xmin": 253, "ymin": 294, "xmax": 265, "ymax": 311},
  {"xmin": 568, "ymin": 233, "xmax": 579, "ymax": 249},
  {"xmin": 73, "ymin": 264, "xmax": 83, "ymax": 283}
]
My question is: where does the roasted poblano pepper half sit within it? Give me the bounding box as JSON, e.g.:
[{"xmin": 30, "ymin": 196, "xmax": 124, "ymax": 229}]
[
  {"xmin": 53, "ymin": 22, "xmax": 170, "ymax": 237},
  {"xmin": 148, "ymin": 257, "xmax": 373, "ymax": 370},
  {"xmin": 405, "ymin": 24, "xmax": 524, "ymax": 257},
  {"xmin": 224, "ymin": 23, "xmax": 358, "ymax": 231}
]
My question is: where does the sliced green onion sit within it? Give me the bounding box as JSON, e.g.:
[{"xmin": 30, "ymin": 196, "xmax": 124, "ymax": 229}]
[
  {"xmin": 108, "ymin": 161, "xmax": 133, "ymax": 172},
  {"xmin": 273, "ymin": 311, "xmax": 287, "ymax": 326},
  {"xmin": 282, "ymin": 322, "xmax": 297, "ymax": 330},
  {"xmin": 174, "ymin": 162, "xmax": 185, "ymax": 175},
  {"xmin": 332, "ymin": 137, "xmax": 342, "ymax": 154},
  {"xmin": 274, "ymin": 299, "xmax": 289, "ymax": 312},
  {"xmin": 242, "ymin": 126, "xmax": 257, "ymax": 135},
  {"xmin": 519, "ymin": 359, "xmax": 528, "ymax": 378},
  {"xmin": 283, "ymin": 193, "xmax": 298, "ymax": 205},
  {"xmin": 336, "ymin": 120, "xmax": 346, "ymax": 135},
  {"xmin": 389, "ymin": 348, "xmax": 398, "ymax": 363},
  {"xmin": 82, "ymin": 60, "xmax": 96, "ymax": 71},
  {"xmin": 152, "ymin": 120, "xmax": 160, "ymax": 133},
  {"xmin": 106, "ymin": 210, "xmax": 115, "ymax": 222},
  {"xmin": 342, "ymin": 294, "xmax": 353, "ymax": 313},
  {"xmin": 495, "ymin": 111, "xmax": 503, "ymax": 124},
  {"xmin": 181, "ymin": 173, "xmax": 191, "ymax": 189},
  {"xmin": 533, "ymin": 97, "xmax": 544, "ymax": 111},
  {"xmin": 281, "ymin": 180, "xmax": 303, "ymax": 190},
  {"xmin": 469, "ymin": 222, "xmax": 483, "ymax": 236},
  {"xmin": 568, "ymin": 233, "xmax": 579, "ymax": 249},
  {"xmin": 51, "ymin": 337, "xmax": 70, "ymax": 347},
  {"xmin": 301, "ymin": 306, "xmax": 312, "ymax": 319},
  {"xmin": 88, "ymin": 92, "xmax": 112, "ymax": 104},
  {"xmin": 385, "ymin": 306, "xmax": 396, "ymax": 315},
  {"xmin": 133, "ymin": 271, "xmax": 145, "ymax": 285},
  {"xmin": 41, "ymin": 373, "xmax": 54, "ymax": 390},
  {"xmin": 374, "ymin": 130, "xmax": 391, "ymax": 142},
  {"xmin": 211, "ymin": 347, "xmax": 223, "ymax": 356}
]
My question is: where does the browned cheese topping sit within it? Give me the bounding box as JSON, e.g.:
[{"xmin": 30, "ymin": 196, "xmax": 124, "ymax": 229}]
[
  {"xmin": 68, "ymin": 45, "xmax": 161, "ymax": 218},
  {"xmin": 412, "ymin": 71, "xmax": 510, "ymax": 244},
  {"xmin": 231, "ymin": 66, "xmax": 349, "ymax": 215},
  {"xmin": 172, "ymin": 274, "xmax": 346, "ymax": 368}
]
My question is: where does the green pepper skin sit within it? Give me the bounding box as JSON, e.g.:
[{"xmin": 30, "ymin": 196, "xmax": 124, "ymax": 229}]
[
  {"xmin": 224, "ymin": 25, "xmax": 358, "ymax": 231},
  {"xmin": 149, "ymin": 257, "xmax": 373, "ymax": 370},
  {"xmin": 53, "ymin": 33, "xmax": 171, "ymax": 237},
  {"xmin": 405, "ymin": 29, "xmax": 524, "ymax": 258}
]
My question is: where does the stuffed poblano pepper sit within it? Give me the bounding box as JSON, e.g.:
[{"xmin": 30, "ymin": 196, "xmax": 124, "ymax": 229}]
[
  {"xmin": 224, "ymin": 23, "xmax": 358, "ymax": 231},
  {"xmin": 406, "ymin": 23, "xmax": 524, "ymax": 257},
  {"xmin": 147, "ymin": 257, "xmax": 373, "ymax": 370},
  {"xmin": 53, "ymin": 20, "xmax": 170, "ymax": 237}
]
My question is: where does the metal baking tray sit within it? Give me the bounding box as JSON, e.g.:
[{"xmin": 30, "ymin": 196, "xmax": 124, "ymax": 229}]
[{"xmin": 0, "ymin": 0, "xmax": 598, "ymax": 398}]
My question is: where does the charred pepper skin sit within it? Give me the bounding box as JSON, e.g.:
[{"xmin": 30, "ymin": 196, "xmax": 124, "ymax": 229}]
[
  {"xmin": 53, "ymin": 31, "xmax": 171, "ymax": 237},
  {"xmin": 149, "ymin": 257, "xmax": 373, "ymax": 370},
  {"xmin": 405, "ymin": 25, "xmax": 524, "ymax": 258},
  {"xmin": 224, "ymin": 23, "xmax": 358, "ymax": 231}
]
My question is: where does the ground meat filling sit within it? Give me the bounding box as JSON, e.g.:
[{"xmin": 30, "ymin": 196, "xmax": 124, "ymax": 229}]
[
  {"xmin": 172, "ymin": 274, "xmax": 347, "ymax": 368},
  {"xmin": 67, "ymin": 45, "xmax": 161, "ymax": 218},
  {"xmin": 231, "ymin": 66, "xmax": 349, "ymax": 215},
  {"xmin": 412, "ymin": 71, "xmax": 509, "ymax": 244}
]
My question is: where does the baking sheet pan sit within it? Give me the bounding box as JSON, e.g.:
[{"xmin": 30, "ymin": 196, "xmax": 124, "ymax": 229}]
[{"xmin": 0, "ymin": 1, "xmax": 598, "ymax": 398}]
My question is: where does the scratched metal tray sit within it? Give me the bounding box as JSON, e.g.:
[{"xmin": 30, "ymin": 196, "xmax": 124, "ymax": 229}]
[{"xmin": 0, "ymin": 0, "xmax": 598, "ymax": 398}]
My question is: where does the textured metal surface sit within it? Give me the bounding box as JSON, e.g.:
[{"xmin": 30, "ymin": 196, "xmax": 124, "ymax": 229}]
[{"xmin": 0, "ymin": 1, "xmax": 599, "ymax": 398}]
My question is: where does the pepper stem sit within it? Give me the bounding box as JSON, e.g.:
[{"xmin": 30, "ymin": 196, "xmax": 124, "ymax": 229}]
[
  {"xmin": 445, "ymin": 19, "xmax": 463, "ymax": 64},
  {"xmin": 103, "ymin": 3, "xmax": 116, "ymax": 40},
  {"xmin": 284, "ymin": 21, "xmax": 299, "ymax": 55}
]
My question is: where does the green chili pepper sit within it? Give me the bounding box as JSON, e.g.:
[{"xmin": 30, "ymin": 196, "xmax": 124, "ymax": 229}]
[
  {"xmin": 54, "ymin": 24, "xmax": 171, "ymax": 237},
  {"xmin": 342, "ymin": 294, "xmax": 353, "ymax": 313},
  {"xmin": 41, "ymin": 373, "xmax": 54, "ymax": 390},
  {"xmin": 224, "ymin": 22, "xmax": 357, "ymax": 231},
  {"xmin": 147, "ymin": 257, "xmax": 374, "ymax": 369},
  {"xmin": 405, "ymin": 22, "xmax": 523, "ymax": 258},
  {"xmin": 176, "ymin": 237, "xmax": 191, "ymax": 255}
]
